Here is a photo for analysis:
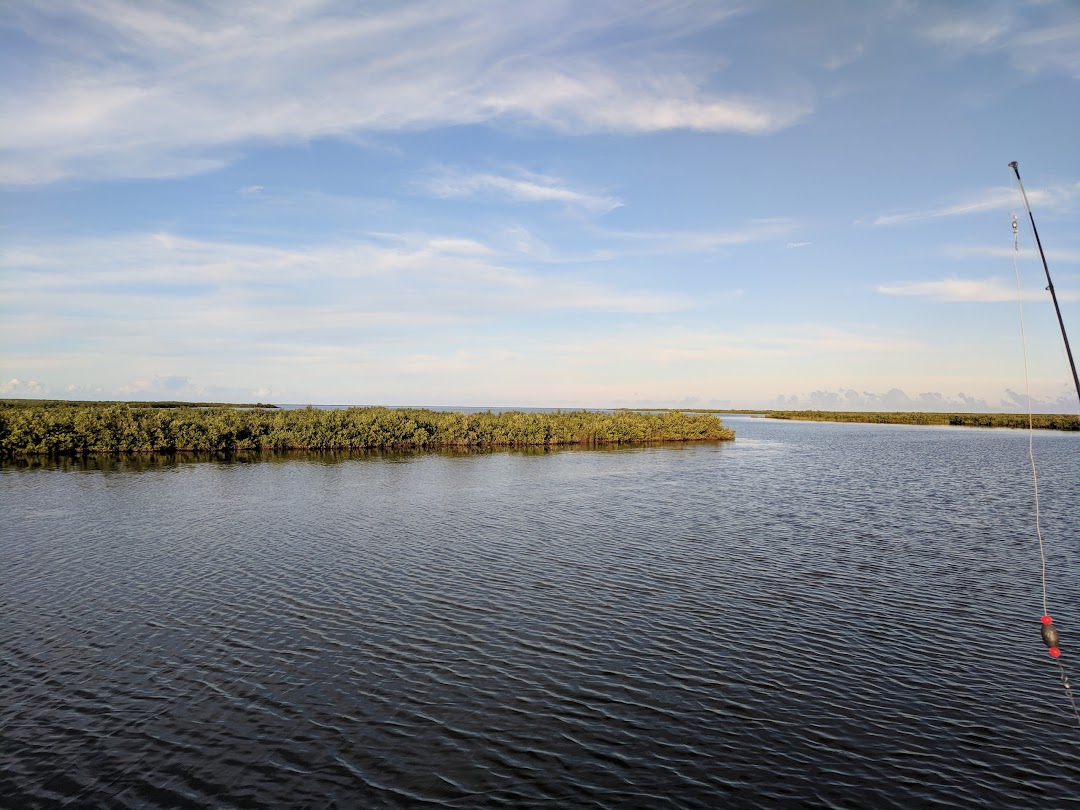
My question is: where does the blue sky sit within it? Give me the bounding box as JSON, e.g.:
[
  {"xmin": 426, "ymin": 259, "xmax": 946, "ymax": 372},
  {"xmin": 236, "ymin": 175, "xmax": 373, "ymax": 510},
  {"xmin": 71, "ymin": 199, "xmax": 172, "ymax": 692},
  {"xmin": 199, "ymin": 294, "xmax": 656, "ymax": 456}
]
[{"xmin": 2, "ymin": 1, "xmax": 1079, "ymax": 410}]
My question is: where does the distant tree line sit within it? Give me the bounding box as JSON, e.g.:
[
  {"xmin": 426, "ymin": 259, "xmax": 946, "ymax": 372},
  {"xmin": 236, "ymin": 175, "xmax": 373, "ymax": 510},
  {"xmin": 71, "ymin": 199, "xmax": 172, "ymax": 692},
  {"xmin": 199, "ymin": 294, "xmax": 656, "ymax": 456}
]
[
  {"xmin": 764, "ymin": 410, "xmax": 1080, "ymax": 430},
  {"xmin": 0, "ymin": 398, "xmax": 278, "ymax": 410},
  {"xmin": 0, "ymin": 402, "xmax": 734, "ymax": 457}
]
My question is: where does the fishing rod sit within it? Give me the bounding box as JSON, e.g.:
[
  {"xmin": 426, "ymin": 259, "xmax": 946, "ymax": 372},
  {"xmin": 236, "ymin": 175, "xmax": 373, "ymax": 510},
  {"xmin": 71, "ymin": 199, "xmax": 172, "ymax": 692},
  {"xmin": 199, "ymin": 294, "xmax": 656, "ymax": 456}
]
[
  {"xmin": 1008, "ymin": 161, "xmax": 1080, "ymax": 725},
  {"xmin": 1008, "ymin": 161, "xmax": 1080, "ymax": 407}
]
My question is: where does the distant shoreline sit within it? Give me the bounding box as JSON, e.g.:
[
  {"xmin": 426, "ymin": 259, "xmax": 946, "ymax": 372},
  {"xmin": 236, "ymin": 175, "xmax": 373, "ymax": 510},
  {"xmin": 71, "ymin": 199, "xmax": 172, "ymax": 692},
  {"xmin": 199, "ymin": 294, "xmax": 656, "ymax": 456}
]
[
  {"xmin": 0, "ymin": 398, "xmax": 278, "ymax": 410},
  {"xmin": 618, "ymin": 408, "xmax": 1080, "ymax": 431}
]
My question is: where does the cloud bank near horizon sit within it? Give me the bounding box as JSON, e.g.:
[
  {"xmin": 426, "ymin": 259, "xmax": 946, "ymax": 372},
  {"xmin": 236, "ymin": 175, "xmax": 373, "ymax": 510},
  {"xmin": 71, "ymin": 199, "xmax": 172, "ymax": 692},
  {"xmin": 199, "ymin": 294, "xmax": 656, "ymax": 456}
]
[
  {"xmin": 770, "ymin": 387, "xmax": 1079, "ymax": 414},
  {"xmin": 4, "ymin": 376, "xmax": 1076, "ymax": 416}
]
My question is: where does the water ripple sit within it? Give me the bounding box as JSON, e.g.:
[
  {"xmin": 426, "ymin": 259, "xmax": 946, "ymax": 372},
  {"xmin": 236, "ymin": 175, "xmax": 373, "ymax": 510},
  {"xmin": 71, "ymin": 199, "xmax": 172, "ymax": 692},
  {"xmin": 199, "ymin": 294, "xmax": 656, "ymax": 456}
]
[{"xmin": 2, "ymin": 425, "xmax": 1079, "ymax": 807}]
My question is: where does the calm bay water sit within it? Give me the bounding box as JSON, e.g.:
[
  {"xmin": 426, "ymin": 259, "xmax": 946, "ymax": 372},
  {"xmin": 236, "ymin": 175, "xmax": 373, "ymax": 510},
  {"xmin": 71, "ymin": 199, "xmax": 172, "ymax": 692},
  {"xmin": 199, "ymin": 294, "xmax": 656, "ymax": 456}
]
[{"xmin": 2, "ymin": 417, "xmax": 1079, "ymax": 808}]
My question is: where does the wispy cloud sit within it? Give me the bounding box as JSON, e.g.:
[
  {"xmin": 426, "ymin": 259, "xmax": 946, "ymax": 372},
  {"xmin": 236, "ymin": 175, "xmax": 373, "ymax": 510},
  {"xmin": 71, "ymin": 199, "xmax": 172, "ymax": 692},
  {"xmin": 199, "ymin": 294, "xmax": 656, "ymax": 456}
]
[
  {"xmin": 417, "ymin": 167, "xmax": 622, "ymax": 213},
  {"xmin": 868, "ymin": 187, "xmax": 1018, "ymax": 226},
  {"xmin": 0, "ymin": 230, "xmax": 691, "ymax": 327},
  {"xmin": 1, "ymin": 226, "xmax": 708, "ymax": 404},
  {"xmin": 768, "ymin": 325, "xmax": 917, "ymax": 354},
  {"xmin": 877, "ymin": 276, "xmax": 1078, "ymax": 302},
  {"xmin": 116, "ymin": 375, "xmax": 196, "ymax": 398},
  {"xmin": 1013, "ymin": 20, "xmax": 1080, "ymax": 77},
  {"xmin": 598, "ymin": 218, "xmax": 798, "ymax": 253},
  {"xmin": 942, "ymin": 244, "xmax": 1080, "ymax": 263},
  {"xmin": 924, "ymin": 17, "xmax": 1010, "ymax": 50},
  {"xmin": 920, "ymin": 3, "xmax": 1080, "ymax": 79},
  {"xmin": 542, "ymin": 324, "xmax": 915, "ymax": 369},
  {"xmin": 0, "ymin": 0, "xmax": 807, "ymax": 185},
  {"xmin": 866, "ymin": 182, "xmax": 1080, "ymax": 226},
  {"xmin": 822, "ymin": 43, "xmax": 865, "ymax": 70}
]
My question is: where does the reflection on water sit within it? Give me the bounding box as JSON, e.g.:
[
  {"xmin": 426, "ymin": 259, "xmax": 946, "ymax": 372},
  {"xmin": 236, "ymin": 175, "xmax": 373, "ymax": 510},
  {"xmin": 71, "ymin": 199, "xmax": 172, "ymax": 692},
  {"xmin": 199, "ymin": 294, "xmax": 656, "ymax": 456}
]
[
  {"xmin": 2, "ymin": 420, "xmax": 1078, "ymax": 808},
  {"xmin": 3, "ymin": 443, "xmax": 657, "ymax": 472}
]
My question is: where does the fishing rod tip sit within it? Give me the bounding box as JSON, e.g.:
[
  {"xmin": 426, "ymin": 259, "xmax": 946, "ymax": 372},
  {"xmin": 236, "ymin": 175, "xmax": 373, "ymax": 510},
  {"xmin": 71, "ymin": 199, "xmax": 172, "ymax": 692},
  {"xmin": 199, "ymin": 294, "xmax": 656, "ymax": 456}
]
[{"xmin": 1009, "ymin": 160, "xmax": 1019, "ymax": 171}]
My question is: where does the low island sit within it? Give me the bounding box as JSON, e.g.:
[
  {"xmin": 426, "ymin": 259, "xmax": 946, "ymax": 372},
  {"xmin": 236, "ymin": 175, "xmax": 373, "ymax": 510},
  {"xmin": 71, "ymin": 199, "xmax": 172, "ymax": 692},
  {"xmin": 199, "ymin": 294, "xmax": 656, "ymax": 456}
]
[
  {"xmin": 619, "ymin": 408, "xmax": 1080, "ymax": 431},
  {"xmin": 0, "ymin": 400, "xmax": 734, "ymax": 457},
  {"xmin": 762, "ymin": 410, "xmax": 1079, "ymax": 430}
]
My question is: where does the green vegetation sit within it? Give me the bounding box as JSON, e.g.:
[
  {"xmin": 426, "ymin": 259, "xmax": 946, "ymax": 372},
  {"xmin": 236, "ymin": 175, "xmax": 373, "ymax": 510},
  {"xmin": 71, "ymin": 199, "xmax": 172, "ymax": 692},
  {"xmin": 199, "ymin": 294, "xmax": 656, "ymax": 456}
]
[
  {"xmin": 763, "ymin": 410, "xmax": 1080, "ymax": 430},
  {"xmin": 0, "ymin": 401, "xmax": 734, "ymax": 457}
]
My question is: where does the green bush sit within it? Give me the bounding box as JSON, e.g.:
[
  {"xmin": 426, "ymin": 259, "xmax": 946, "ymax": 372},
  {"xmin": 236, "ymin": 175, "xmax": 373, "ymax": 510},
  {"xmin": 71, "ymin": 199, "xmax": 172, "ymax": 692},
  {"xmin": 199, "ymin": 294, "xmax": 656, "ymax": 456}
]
[{"xmin": 0, "ymin": 402, "xmax": 734, "ymax": 457}]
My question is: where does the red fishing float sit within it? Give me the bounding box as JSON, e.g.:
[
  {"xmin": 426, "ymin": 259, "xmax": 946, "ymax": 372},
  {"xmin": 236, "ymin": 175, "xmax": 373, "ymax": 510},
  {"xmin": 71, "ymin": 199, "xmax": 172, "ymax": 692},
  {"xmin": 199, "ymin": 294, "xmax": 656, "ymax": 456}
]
[{"xmin": 1041, "ymin": 615, "xmax": 1062, "ymax": 658}]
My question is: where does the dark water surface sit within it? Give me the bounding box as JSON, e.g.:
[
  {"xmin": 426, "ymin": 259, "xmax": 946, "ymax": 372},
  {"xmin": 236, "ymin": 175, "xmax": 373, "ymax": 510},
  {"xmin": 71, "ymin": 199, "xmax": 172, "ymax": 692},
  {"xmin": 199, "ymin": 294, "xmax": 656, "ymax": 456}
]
[{"xmin": 2, "ymin": 418, "xmax": 1079, "ymax": 808}]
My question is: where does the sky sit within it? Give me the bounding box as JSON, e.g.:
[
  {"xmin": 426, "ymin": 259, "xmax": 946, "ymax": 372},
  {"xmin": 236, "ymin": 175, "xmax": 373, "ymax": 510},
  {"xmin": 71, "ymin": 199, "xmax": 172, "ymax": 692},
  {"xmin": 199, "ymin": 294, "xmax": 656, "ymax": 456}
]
[{"xmin": 2, "ymin": 0, "xmax": 1079, "ymax": 411}]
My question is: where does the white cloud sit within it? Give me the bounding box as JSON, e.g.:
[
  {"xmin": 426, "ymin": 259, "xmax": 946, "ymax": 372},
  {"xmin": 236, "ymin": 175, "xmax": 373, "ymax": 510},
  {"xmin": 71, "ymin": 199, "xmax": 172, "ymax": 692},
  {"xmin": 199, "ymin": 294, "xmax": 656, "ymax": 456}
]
[
  {"xmin": 1, "ymin": 0, "xmax": 806, "ymax": 185},
  {"xmin": 502, "ymin": 68, "xmax": 808, "ymax": 134},
  {"xmin": 772, "ymin": 385, "xmax": 1078, "ymax": 414},
  {"xmin": 774, "ymin": 387, "xmax": 988, "ymax": 412},
  {"xmin": 0, "ymin": 378, "xmax": 49, "ymax": 397},
  {"xmin": 417, "ymin": 167, "xmax": 622, "ymax": 213}
]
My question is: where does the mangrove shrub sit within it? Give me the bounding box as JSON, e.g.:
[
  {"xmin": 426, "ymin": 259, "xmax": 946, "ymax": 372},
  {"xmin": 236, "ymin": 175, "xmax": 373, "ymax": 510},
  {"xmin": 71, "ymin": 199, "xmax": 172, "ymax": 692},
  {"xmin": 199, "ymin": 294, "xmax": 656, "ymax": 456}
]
[{"xmin": 0, "ymin": 402, "xmax": 735, "ymax": 458}]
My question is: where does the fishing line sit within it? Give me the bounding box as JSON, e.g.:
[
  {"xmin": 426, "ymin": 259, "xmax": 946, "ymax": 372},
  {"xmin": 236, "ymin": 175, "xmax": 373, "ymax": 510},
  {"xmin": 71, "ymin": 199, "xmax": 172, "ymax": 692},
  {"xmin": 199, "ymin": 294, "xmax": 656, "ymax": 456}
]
[
  {"xmin": 1010, "ymin": 220, "xmax": 1080, "ymax": 725},
  {"xmin": 1010, "ymin": 214, "xmax": 1049, "ymax": 618},
  {"xmin": 1008, "ymin": 162, "xmax": 1080, "ymax": 727}
]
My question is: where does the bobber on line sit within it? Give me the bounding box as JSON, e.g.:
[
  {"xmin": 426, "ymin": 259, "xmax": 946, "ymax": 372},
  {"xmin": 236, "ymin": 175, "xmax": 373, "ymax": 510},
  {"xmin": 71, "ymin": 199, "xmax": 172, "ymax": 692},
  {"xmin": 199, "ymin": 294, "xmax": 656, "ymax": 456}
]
[{"xmin": 1041, "ymin": 615, "xmax": 1062, "ymax": 658}]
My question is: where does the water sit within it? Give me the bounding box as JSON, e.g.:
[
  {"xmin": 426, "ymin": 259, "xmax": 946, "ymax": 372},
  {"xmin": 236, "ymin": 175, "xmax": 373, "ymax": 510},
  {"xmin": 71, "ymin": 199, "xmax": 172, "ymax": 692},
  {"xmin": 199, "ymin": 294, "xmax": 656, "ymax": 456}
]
[{"xmin": 2, "ymin": 417, "xmax": 1078, "ymax": 808}]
